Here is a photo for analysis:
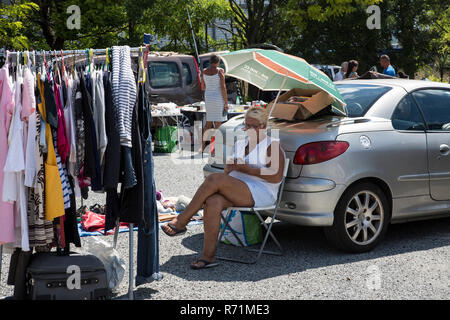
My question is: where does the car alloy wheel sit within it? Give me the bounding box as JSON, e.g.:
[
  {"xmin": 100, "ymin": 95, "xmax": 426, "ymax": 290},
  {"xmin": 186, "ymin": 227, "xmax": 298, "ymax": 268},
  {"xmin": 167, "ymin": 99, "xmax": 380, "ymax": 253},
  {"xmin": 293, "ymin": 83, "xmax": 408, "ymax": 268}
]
[{"xmin": 344, "ymin": 191, "xmax": 384, "ymax": 246}]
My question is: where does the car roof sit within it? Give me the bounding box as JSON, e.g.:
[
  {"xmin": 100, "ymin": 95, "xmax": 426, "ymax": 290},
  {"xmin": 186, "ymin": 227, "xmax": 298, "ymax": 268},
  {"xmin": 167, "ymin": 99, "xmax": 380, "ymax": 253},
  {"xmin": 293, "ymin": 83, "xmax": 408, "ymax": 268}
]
[
  {"xmin": 146, "ymin": 52, "xmax": 194, "ymax": 59},
  {"xmin": 199, "ymin": 51, "xmax": 230, "ymax": 58},
  {"xmin": 334, "ymin": 79, "xmax": 450, "ymax": 92}
]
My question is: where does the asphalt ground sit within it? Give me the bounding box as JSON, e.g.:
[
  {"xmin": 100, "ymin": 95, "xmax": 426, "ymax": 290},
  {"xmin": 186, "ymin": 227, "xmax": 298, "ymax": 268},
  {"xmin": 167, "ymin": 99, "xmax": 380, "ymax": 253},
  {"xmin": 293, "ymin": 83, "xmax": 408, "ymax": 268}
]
[{"xmin": 1, "ymin": 152, "xmax": 449, "ymax": 300}]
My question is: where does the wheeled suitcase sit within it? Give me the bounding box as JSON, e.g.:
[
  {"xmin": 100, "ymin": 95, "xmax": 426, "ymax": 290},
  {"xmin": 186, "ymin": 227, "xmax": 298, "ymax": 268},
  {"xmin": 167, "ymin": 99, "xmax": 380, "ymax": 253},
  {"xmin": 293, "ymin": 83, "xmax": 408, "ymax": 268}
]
[{"xmin": 26, "ymin": 252, "xmax": 110, "ymax": 300}]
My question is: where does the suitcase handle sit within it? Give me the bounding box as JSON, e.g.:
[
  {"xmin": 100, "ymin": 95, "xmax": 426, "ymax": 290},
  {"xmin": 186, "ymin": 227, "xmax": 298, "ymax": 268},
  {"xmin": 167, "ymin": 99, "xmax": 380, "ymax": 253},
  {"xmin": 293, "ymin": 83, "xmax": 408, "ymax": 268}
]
[{"xmin": 46, "ymin": 277, "xmax": 100, "ymax": 288}]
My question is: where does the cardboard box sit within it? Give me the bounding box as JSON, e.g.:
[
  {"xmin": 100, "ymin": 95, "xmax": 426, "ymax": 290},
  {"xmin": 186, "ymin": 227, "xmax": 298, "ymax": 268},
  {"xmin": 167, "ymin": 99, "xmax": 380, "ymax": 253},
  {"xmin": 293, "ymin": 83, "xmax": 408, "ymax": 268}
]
[{"xmin": 268, "ymin": 88, "xmax": 334, "ymax": 121}]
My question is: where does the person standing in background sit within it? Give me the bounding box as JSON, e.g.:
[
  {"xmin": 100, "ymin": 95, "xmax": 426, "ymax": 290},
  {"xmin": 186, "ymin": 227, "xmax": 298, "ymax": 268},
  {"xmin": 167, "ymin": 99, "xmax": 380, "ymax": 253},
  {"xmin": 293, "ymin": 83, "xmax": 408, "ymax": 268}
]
[
  {"xmin": 380, "ymin": 55, "xmax": 396, "ymax": 77},
  {"xmin": 200, "ymin": 55, "xmax": 228, "ymax": 153},
  {"xmin": 334, "ymin": 61, "xmax": 348, "ymax": 81},
  {"xmin": 345, "ymin": 60, "xmax": 359, "ymax": 79}
]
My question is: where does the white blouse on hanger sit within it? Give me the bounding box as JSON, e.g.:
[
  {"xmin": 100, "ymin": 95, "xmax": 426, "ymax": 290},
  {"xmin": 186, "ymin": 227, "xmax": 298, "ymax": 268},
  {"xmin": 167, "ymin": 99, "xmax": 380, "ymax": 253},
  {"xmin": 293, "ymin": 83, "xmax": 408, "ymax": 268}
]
[{"xmin": 3, "ymin": 73, "xmax": 30, "ymax": 251}]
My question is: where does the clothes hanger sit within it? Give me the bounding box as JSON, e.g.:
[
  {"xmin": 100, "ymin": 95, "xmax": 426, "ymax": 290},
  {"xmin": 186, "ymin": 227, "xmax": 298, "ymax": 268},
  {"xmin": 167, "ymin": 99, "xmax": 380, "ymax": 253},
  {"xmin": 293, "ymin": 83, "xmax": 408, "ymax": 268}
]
[
  {"xmin": 85, "ymin": 49, "xmax": 90, "ymax": 74},
  {"xmin": 105, "ymin": 48, "xmax": 109, "ymax": 72}
]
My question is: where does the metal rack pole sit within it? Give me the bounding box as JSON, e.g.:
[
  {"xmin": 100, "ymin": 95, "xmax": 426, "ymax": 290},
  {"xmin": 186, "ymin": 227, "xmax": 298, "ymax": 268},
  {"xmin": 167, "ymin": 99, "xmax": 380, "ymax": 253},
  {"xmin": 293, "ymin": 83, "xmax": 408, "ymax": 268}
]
[
  {"xmin": 5, "ymin": 47, "xmax": 143, "ymax": 57},
  {"xmin": 128, "ymin": 223, "xmax": 134, "ymax": 300},
  {"xmin": 0, "ymin": 245, "xmax": 3, "ymax": 284}
]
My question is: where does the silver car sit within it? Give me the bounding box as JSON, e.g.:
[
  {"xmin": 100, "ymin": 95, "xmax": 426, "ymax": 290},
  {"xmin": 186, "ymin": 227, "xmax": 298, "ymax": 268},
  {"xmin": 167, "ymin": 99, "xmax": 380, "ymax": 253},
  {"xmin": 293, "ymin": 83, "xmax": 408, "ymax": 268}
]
[{"xmin": 203, "ymin": 79, "xmax": 450, "ymax": 253}]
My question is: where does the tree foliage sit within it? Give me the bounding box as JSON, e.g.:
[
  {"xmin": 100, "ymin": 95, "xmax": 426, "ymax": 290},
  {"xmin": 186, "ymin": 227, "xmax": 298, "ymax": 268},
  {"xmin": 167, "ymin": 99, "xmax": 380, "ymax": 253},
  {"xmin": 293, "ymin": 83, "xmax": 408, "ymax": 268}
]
[
  {"xmin": 0, "ymin": 1, "xmax": 38, "ymax": 49},
  {"xmin": 1, "ymin": 0, "xmax": 448, "ymax": 81}
]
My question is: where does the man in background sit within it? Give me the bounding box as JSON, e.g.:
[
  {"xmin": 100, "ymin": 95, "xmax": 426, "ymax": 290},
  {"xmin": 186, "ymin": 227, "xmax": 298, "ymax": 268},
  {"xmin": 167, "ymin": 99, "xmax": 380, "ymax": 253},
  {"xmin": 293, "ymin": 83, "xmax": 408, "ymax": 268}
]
[
  {"xmin": 333, "ymin": 61, "xmax": 348, "ymax": 81},
  {"xmin": 380, "ymin": 55, "xmax": 396, "ymax": 77}
]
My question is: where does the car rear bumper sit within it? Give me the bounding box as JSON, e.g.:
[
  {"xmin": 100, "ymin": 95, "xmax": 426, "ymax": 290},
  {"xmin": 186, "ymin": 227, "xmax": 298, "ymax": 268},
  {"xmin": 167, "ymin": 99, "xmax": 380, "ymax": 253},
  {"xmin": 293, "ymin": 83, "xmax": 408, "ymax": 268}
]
[{"xmin": 203, "ymin": 164, "xmax": 346, "ymax": 227}]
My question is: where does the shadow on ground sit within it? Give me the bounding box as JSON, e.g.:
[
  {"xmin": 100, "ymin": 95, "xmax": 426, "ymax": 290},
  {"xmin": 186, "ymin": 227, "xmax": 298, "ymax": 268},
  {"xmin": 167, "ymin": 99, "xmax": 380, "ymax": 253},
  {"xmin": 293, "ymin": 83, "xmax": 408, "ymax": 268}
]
[{"xmin": 159, "ymin": 217, "xmax": 450, "ymax": 282}]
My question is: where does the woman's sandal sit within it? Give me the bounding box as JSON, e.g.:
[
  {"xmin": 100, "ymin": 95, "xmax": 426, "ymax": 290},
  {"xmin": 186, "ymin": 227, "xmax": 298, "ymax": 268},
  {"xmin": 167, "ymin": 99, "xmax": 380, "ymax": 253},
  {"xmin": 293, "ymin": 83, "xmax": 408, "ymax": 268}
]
[
  {"xmin": 161, "ymin": 223, "xmax": 187, "ymax": 237},
  {"xmin": 190, "ymin": 259, "xmax": 220, "ymax": 270}
]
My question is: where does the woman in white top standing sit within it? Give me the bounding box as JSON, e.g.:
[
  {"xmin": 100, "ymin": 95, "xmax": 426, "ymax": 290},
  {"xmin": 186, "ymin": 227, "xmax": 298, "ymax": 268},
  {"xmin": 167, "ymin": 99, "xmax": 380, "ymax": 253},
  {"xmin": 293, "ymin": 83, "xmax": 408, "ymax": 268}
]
[
  {"xmin": 200, "ymin": 54, "xmax": 228, "ymax": 152},
  {"xmin": 161, "ymin": 107, "xmax": 285, "ymax": 269}
]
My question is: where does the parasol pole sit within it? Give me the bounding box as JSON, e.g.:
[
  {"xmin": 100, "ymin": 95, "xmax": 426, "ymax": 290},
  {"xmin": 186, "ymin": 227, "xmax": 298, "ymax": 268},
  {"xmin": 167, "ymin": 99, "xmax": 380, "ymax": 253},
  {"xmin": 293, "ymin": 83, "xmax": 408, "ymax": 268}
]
[{"xmin": 268, "ymin": 72, "xmax": 289, "ymax": 119}]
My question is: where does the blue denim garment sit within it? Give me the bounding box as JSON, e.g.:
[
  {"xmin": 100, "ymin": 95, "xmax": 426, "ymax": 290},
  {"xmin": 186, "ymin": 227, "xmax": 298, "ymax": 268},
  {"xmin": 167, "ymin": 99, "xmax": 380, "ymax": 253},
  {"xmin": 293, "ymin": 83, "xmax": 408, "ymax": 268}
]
[{"xmin": 136, "ymin": 80, "xmax": 162, "ymax": 286}]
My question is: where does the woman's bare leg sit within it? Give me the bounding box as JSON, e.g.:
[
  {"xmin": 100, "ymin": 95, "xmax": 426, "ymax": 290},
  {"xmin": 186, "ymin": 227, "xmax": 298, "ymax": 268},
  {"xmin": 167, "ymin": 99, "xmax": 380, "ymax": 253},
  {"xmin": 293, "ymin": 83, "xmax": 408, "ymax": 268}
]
[
  {"xmin": 190, "ymin": 194, "xmax": 233, "ymax": 267},
  {"xmin": 162, "ymin": 173, "xmax": 254, "ymax": 235},
  {"xmin": 201, "ymin": 121, "xmax": 213, "ymax": 152}
]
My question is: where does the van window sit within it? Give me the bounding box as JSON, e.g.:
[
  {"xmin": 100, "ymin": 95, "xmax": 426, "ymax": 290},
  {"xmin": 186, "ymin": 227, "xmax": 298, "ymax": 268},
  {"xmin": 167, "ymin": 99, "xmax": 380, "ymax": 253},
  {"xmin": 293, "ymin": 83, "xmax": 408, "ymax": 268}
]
[
  {"xmin": 149, "ymin": 62, "xmax": 181, "ymax": 88},
  {"xmin": 182, "ymin": 63, "xmax": 192, "ymax": 85}
]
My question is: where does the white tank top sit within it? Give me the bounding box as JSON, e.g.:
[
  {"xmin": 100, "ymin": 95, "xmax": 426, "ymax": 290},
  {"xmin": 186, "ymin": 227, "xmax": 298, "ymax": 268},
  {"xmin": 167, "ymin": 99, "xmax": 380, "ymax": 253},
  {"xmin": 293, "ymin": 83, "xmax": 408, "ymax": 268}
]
[{"xmin": 229, "ymin": 136, "xmax": 284, "ymax": 206}]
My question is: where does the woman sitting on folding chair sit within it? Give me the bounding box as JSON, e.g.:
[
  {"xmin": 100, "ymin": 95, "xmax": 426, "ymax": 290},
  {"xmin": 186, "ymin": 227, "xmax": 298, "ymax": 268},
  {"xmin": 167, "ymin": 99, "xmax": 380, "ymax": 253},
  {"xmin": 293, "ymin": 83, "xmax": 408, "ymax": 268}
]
[{"xmin": 161, "ymin": 106, "xmax": 285, "ymax": 269}]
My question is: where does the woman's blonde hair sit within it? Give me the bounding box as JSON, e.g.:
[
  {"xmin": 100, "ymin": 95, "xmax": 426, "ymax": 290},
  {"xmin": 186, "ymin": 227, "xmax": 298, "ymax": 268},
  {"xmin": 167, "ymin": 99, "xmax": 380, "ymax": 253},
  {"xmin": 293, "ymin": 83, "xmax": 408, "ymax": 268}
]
[{"xmin": 245, "ymin": 106, "xmax": 268, "ymax": 126}]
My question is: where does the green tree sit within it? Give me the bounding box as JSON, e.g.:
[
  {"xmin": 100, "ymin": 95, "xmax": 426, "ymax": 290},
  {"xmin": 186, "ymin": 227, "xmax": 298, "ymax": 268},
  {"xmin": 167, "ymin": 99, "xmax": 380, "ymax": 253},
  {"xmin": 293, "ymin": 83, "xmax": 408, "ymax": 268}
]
[
  {"xmin": 287, "ymin": 1, "xmax": 391, "ymax": 73},
  {"xmin": 147, "ymin": 0, "xmax": 232, "ymax": 53},
  {"xmin": 0, "ymin": 1, "xmax": 38, "ymax": 49}
]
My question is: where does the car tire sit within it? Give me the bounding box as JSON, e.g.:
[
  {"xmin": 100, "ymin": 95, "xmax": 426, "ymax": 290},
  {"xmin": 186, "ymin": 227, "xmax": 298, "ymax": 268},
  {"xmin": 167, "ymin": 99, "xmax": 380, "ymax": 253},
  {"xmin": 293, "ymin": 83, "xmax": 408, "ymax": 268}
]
[{"xmin": 324, "ymin": 182, "xmax": 391, "ymax": 253}]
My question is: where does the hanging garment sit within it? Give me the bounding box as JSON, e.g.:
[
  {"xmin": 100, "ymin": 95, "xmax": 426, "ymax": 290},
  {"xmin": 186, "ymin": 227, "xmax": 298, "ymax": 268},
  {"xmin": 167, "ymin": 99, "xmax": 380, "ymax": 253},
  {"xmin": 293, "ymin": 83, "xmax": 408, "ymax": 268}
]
[
  {"xmin": 118, "ymin": 99, "xmax": 144, "ymax": 225},
  {"xmin": 21, "ymin": 66, "xmax": 36, "ymax": 158},
  {"xmin": 65, "ymin": 73, "xmax": 81, "ymax": 198},
  {"xmin": 93, "ymin": 69, "xmax": 107, "ymax": 169},
  {"xmin": 54, "ymin": 81, "xmax": 69, "ymax": 163},
  {"xmin": 79, "ymin": 71, "xmax": 102, "ymax": 191},
  {"xmin": 26, "ymin": 108, "xmax": 54, "ymax": 248},
  {"xmin": 23, "ymin": 67, "xmax": 37, "ymax": 188},
  {"xmin": 23, "ymin": 68, "xmax": 53, "ymax": 248},
  {"xmin": 64, "ymin": 74, "xmax": 78, "ymax": 179},
  {"xmin": 44, "ymin": 78, "xmax": 58, "ymax": 129},
  {"xmin": 63, "ymin": 175, "xmax": 81, "ymax": 248},
  {"xmin": 111, "ymin": 46, "xmax": 137, "ymax": 148},
  {"xmin": 73, "ymin": 73, "xmax": 90, "ymax": 197},
  {"xmin": 0, "ymin": 60, "xmax": 15, "ymax": 244},
  {"xmin": 3, "ymin": 74, "xmax": 30, "ymax": 251},
  {"xmin": 102, "ymin": 70, "xmax": 121, "ymax": 189},
  {"xmin": 37, "ymin": 75, "xmax": 65, "ymax": 221},
  {"xmin": 105, "ymin": 97, "xmax": 143, "ymax": 230},
  {"xmin": 136, "ymin": 79, "xmax": 162, "ymax": 286}
]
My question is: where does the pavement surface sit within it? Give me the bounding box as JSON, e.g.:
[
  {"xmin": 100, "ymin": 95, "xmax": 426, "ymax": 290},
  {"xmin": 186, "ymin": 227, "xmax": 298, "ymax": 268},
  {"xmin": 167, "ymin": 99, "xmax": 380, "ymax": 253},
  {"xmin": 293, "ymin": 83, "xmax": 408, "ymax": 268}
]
[{"xmin": 1, "ymin": 153, "xmax": 449, "ymax": 300}]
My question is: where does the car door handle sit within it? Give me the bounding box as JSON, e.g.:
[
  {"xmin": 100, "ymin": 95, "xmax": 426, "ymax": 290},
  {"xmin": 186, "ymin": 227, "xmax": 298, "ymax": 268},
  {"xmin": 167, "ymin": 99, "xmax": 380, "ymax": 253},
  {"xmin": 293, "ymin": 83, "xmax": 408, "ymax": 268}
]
[
  {"xmin": 439, "ymin": 144, "xmax": 450, "ymax": 155},
  {"xmin": 151, "ymin": 94, "xmax": 159, "ymax": 98}
]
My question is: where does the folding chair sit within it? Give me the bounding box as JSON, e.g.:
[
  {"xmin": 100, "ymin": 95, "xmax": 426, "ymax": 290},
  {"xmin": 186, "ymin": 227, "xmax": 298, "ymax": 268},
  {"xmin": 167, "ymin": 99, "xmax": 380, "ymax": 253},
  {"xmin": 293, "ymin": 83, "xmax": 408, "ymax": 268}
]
[{"xmin": 216, "ymin": 158, "xmax": 290, "ymax": 264}]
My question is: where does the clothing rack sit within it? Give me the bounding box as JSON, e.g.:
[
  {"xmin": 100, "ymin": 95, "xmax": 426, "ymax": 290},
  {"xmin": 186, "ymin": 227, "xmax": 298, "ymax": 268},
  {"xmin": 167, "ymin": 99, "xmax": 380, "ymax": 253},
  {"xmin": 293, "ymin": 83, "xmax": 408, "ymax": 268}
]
[
  {"xmin": 5, "ymin": 47, "xmax": 142, "ymax": 56},
  {"xmin": 0, "ymin": 45, "xmax": 152, "ymax": 300}
]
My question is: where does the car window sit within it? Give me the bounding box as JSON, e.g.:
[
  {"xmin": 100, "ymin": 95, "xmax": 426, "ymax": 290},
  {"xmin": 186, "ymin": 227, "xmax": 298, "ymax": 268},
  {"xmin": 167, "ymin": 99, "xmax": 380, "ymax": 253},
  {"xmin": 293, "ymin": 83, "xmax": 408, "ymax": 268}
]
[
  {"xmin": 336, "ymin": 84, "xmax": 392, "ymax": 117},
  {"xmin": 412, "ymin": 89, "xmax": 450, "ymax": 131},
  {"xmin": 391, "ymin": 95, "xmax": 426, "ymax": 131},
  {"xmin": 148, "ymin": 62, "xmax": 181, "ymax": 88},
  {"xmin": 182, "ymin": 63, "xmax": 192, "ymax": 86}
]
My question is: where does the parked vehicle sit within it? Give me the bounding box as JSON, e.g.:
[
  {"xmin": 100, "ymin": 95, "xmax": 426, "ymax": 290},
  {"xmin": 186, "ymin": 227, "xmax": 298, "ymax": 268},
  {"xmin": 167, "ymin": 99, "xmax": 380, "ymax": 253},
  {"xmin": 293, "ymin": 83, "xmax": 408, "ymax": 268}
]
[
  {"xmin": 145, "ymin": 52, "xmax": 203, "ymax": 105},
  {"xmin": 312, "ymin": 64, "xmax": 341, "ymax": 81},
  {"xmin": 203, "ymin": 79, "xmax": 450, "ymax": 253}
]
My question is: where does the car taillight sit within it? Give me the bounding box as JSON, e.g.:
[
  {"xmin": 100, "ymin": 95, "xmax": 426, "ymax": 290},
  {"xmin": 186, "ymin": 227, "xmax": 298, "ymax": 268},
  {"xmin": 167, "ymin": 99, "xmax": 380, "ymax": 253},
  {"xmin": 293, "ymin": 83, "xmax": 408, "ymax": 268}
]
[{"xmin": 293, "ymin": 141, "xmax": 349, "ymax": 165}]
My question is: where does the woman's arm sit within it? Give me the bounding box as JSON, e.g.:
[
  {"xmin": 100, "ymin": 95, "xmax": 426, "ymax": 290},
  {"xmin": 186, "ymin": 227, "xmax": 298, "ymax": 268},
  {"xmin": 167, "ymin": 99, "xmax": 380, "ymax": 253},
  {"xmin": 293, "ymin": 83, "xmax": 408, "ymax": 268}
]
[
  {"xmin": 232, "ymin": 141, "xmax": 285, "ymax": 184},
  {"xmin": 219, "ymin": 69, "xmax": 228, "ymax": 110},
  {"xmin": 200, "ymin": 69, "xmax": 206, "ymax": 91}
]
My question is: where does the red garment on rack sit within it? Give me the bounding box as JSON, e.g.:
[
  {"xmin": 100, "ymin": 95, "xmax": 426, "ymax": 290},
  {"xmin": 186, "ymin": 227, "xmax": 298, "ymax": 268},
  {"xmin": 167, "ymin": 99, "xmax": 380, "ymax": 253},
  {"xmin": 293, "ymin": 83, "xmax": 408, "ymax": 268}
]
[{"xmin": 54, "ymin": 82, "xmax": 69, "ymax": 163}]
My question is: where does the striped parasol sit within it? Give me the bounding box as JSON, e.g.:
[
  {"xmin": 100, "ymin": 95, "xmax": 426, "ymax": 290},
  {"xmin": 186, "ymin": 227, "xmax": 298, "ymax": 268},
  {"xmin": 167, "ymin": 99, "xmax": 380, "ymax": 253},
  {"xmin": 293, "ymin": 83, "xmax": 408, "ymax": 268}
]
[{"xmin": 219, "ymin": 49, "xmax": 347, "ymax": 117}]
